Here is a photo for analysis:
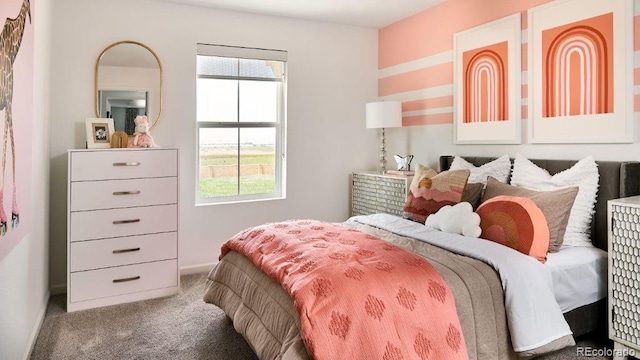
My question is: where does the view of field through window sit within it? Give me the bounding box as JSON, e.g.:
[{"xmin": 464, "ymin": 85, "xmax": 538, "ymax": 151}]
[
  {"xmin": 198, "ymin": 128, "xmax": 276, "ymax": 198},
  {"xmin": 197, "ymin": 54, "xmax": 284, "ymax": 201}
]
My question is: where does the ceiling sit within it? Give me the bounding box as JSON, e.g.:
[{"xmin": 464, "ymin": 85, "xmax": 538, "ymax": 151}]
[{"xmin": 156, "ymin": 0, "xmax": 446, "ymax": 29}]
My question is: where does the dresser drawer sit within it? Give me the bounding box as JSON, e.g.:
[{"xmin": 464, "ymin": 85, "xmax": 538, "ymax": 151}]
[
  {"xmin": 70, "ymin": 204, "xmax": 177, "ymax": 242},
  {"xmin": 70, "ymin": 149, "xmax": 177, "ymax": 181},
  {"xmin": 70, "ymin": 177, "xmax": 177, "ymax": 211},
  {"xmin": 69, "ymin": 259, "xmax": 178, "ymax": 303},
  {"xmin": 70, "ymin": 232, "xmax": 177, "ymax": 272}
]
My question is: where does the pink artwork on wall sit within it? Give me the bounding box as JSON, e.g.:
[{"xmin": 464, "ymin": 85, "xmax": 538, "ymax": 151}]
[
  {"xmin": 0, "ymin": 0, "xmax": 33, "ymax": 261},
  {"xmin": 453, "ymin": 13, "xmax": 521, "ymax": 144},
  {"xmin": 542, "ymin": 12, "xmax": 613, "ymax": 117},
  {"xmin": 528, "ymin": 0, "xmax": 631, "ymax": 143},
  {"xmin": 462, "ymin": 41, "xmax": 509, "ymax": 123}
]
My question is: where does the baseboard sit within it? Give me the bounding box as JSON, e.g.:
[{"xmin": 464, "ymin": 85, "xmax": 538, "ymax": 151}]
[
  {"xmin": 22, "ymin": 290, "xmax": 50, "ymax": 360},
  {"xmin": 50, "ymin": 283, "xmax": 66, "ymax": 296},
  {"xmin": 17, "ymin": 264, "xmax": 213, "ymax": 358},
  {"xmin": 180, "ymin": 262, "xmax": 216, "ymax": 275}
]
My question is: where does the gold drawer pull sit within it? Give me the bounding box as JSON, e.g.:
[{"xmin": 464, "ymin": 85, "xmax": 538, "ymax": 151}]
[
  {"xmin": 113, "ymin": 191, "xmax": 141, "ymax": 195},
  {"xmin": 113, "ymin": 162, "xmax": 140, "ymax": 167},
  {"xmin": 112, "ymin": 247, "xmax": 141, "ymax": 254},
  {"xmin": 113, "ymin": 219, "xmax": 141, "ymax": 225},
  {"xmin": 113, "ymin": 276, "xmax": 140, "ymax": 283}
]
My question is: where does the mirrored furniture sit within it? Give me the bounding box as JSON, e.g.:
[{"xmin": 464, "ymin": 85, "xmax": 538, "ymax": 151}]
[
  {"xmin": 95, "ymin": 41, "xmax": 162, "ymax": 135},
  {"xmin": 351, "ymin": 172, "xmax": 412, "ymax": 217},
  {"xmin": 608, "ymin": 196, "xmax": 640, "ymax": 359}
]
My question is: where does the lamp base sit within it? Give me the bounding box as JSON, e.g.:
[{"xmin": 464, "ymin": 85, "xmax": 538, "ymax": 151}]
[{"xmin": 378, "ymin": 128, "xmax": 387, "ymax": 174}]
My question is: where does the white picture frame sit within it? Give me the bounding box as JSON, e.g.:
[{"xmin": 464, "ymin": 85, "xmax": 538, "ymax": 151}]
[
  {"xmin": 85, "ymin": 117, "xmax": 114, "ymax": 149},
  {"xmin": 527, "ymin": 0, "xmax": 633, "ymax": 143},
  {"xmin": 453, "ymin": 13, "xmax": 521, "ymax": 144}
]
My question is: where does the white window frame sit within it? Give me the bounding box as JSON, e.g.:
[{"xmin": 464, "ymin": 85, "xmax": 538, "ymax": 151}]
[{"xmin": 196, "ymin": 44, "xmax": 287, "ymax": 205}]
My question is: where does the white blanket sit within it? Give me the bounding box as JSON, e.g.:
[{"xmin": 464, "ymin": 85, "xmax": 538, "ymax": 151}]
[{"xmin": 351, "ymin": 214, "xmax": 573, "ymax": 353}]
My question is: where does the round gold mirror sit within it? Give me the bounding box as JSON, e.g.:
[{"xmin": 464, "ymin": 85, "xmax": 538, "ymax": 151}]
[{"xmin": 95, "ymin": 41, "xmax": 162, "ymax": 134}]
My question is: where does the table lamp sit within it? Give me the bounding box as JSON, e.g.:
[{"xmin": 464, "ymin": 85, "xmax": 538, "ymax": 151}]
[{"xmin": 366, "ymin": 101, "xmax": 402, "ymax": 174}]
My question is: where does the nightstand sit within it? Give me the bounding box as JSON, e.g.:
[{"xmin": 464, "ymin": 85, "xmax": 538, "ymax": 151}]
[
  {"xmin": 608, "ymin": 196, "xmax": 640, "ymax": 359},
  {"xmin": 351, "ymin": 172, "xmax": 412, "ymax": 217}
]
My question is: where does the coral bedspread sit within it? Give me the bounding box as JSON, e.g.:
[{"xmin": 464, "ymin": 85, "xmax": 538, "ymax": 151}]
[{"xmin": 220, "ymin": 220, "xmax": 467, "ymax": 360}]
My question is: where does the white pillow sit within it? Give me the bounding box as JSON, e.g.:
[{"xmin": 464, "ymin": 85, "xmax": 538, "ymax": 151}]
[
  {"xmin": 510, "ymin": 154, "xmax": 599, "ymax": 247},
  {"xmin": 449, "ymin": 154, "xmax": 511, "ymax": 184},
  {"xmin": 425, "ymin": 202, "xmax": 481, "ymax": 238}
]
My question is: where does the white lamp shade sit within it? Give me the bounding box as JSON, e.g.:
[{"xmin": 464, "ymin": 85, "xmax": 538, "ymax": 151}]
[{"xmin": 365, "ymin": 101, "xmax": 402, "ymax": 129}]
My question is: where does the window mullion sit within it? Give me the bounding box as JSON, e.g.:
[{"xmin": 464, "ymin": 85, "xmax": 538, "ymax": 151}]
[
  {"xmin": 198, "ymin": 122, "xmax": 276, "ymax": 128},
  {"xmin": 236, "ymin": 62, "xmax": 241, "ymax": 196},
  {"xmin": 198, "ymin": 74, "xmax": 282, "ymax": 83}
]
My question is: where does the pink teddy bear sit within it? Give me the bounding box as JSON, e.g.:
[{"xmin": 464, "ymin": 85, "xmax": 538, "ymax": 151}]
[{"xmin": 127, "ymin": 115, "xmax": 158, "ymax": 148}]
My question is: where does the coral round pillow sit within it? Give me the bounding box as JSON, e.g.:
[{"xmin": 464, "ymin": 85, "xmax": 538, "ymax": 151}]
[{"xmin": 476, "ymin": 195, "xmax": 550, "ymax": 263}]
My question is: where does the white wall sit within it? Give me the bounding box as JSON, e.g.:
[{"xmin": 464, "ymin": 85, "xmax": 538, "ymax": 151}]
[
  {"xmin": 49, "ymin": 0, "xmax": 378, "ymax": 287},
  {"xmin": 385, "ymin": 120, "xmax": 640, "ymax": 172},
  {"xmin": 0, "ymin": 0, "xmax": 52, "ymax": 358}
]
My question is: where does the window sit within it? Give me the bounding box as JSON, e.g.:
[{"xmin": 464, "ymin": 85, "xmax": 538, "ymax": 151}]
[{"xmin": 196, "ymin": 44, "xmax": 287, "ymax": 204}]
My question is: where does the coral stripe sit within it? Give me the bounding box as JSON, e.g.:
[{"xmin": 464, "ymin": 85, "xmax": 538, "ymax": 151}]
[
  {"xmin": 379, "ymin": 0, "xmax": 553, "ymax": 68},
  {"xmin": 522, "ymin": 43, "xmax": 528, "ymax": 71},
  {"xmin": 635, "ymin": 15, "xmax": 640, "ymax": 51},
  {"xmin": 379, "ymin": 63, "xmax": 452, "ymax": 97},
  {"xmin": 635, "ymin": 95, "xmax": 640, "ymax": 112},
  {"xmin": 521, "ymin": 11, "xmax": 528, "ymax": 30},
  {"xmin": 402, "ymin": 96, "xmax": 453, "ymax": 112},
  {"xmin": 635, "ymin": 68, "xmax": 640, "ymax": 86},
  {"xmin": 522, "ymin": 105, "xmax": 528, "ymax": 120},
  {"xmin": 522, "ymin": 84, "xmax": 528, "ymax": 98},
  {"xmin": 403, "ymin": 113, "xmax": 453, "ymax": 126}
]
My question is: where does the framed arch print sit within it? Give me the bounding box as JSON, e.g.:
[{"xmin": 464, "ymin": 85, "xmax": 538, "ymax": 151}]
[
  {"xmin": 453, "ymin": 13, "xmax": 522, "ymax": 144},
  {"xmin": 527, "ymin": 0, "xmax": 633, "ymax": 143}
]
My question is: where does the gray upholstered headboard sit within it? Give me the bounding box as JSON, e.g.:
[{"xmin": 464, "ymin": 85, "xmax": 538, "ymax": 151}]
[{"xmin": 439, "ymin": 156, "xmax": 640, "ymax": 251}]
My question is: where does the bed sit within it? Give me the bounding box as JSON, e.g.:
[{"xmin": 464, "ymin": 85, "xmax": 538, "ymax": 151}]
[{"xmin": 203, "ymin": 156, "xmax": 640, "ymax": 359}]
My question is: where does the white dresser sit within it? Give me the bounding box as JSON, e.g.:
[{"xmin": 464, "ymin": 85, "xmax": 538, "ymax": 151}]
[
  {"xmin": 67, "ymin": 148, "xmax": 179, "ymax": 312},
  {"xmin": 608, "ymin": 196, "xmax": 640, "ymax": 360}
]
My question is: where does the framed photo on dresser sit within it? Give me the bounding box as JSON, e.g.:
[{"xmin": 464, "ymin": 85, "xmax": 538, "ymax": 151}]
[{"xmin": 85, "ymin": 117, "xmax": 114, "ymax": 149}]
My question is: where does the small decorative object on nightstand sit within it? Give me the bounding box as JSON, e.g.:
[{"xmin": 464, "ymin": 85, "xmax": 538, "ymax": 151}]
[
  {"xmin": 393, "ymin": 154, "xmax": 414, "ymax": 171},
  {"xmin": 608, "ymin": 196, "xmax": 640, "ymax": 360},
  {"xmin": 351, "ymin": 172, "xmax": 412, "ymax": 217},
  {"xmin": 365, "ymin": 101, "xmax": 402, "ymax": 174}
]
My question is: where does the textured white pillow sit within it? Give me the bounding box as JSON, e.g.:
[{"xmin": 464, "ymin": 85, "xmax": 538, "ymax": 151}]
[
  {"xmin": 425, "ymin": 202, "xmax": 481, "ymax": 238},
  {"xmin": 510, "ymin": 154, "xmax": 599, "ymax": 247},
  {"xmin": 449, "ymin": 154, "xmax": 511, "ymax": 184}
]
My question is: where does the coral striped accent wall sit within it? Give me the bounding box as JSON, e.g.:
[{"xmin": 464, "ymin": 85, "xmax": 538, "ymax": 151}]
[{"xmin": 378, "ymin": 0, "xmax": 640, "ymax": 126}]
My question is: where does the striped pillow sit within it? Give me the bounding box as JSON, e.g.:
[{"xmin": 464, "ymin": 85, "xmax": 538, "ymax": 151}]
[
  {"xmin": 403, "ymin": 164, "xmax": 470, "ymax": 223},
  {"xmin": 481, "ymin": 176, "xmax": 578, "ymax": 252},
  {"xmin": 476, "ymin": 195, "xmax": 550, "ymax": 263}
]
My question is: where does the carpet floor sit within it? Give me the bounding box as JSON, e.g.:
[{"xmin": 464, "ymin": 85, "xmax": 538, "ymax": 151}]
[{"xmin": 31, "ymin": 272, "xmax": 617, "ymax": 360}]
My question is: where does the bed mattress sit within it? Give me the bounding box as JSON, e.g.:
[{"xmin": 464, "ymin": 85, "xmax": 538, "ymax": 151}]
[
  {"xmin": 204, "ymin": 217, "xmax": 577, "ymax": 359},
  {"xmin": 546, "ymin": 246, "xmax": 607, "ymax": 313}
]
